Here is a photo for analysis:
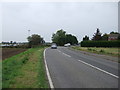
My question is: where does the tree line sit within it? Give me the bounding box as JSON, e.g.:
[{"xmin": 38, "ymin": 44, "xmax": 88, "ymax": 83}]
[
  {"xmin": 25, "ymin": 29, "xmax": 78, "ymax": 47},
  {"xmin": 4, "ymin": 28, "xmax": 118, "ymax": 48},
  {"xmin": 81, "ymin": 28, "xmax": 120, "ymax": 47},
  {"xmin": 2, "ymin": 41, "xmax": 17, "ymax": 45},
  {"xmin": 82, "ymin": 28, "xmax": 120, "ymax": 41}
]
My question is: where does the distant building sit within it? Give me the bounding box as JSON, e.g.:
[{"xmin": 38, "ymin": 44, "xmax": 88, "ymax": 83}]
[{"xmin": 108, "ymin": 34, "xmax": 119, "ymax": 41}]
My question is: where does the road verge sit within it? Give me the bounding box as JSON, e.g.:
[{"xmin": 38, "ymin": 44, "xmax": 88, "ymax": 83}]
[
  {"xmin": 2, "ymin": 46, "xmax": 49, "ymax": 88},
  {"xmin": 70, "ymin": 46, "xmax": 119, "ymax": 63}
]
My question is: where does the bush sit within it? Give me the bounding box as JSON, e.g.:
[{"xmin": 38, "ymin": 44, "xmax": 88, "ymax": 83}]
[
  {"xmin": 81, "ymin": 40, "xmax": 120, "ymax": 47},
  {"xmin": 87, "ymin": 48, "xmax": 92, "ymax": 51},
  {"xmin": 99, "ymin": 49, "xmax": 105, "ymax": 53}
]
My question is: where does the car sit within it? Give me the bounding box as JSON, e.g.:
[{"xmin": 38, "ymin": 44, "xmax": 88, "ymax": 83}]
[
  {"xmin": 64, "ymin": 43, "xmax": 71, "ymax": 47},
  {"xmin": 51, "ymin": 43, "xmax": 57, "ymax": 49}
]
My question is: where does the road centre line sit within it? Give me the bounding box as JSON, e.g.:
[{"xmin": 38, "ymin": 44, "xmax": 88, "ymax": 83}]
[
  {"xmin": 57, "ymin": 50, "xmax": 61, "ymax": 53},
  {"xmin": 78, "ymin": 60, "xmax": 119, "ymax": 78},
  {"xmin": 57, "ymin": 49, "xmax": 118, "ymax": 78},
  {"xmin": 57, "ymin": 49, "xmax": 71, "ymax": 57},
  {"xmin": 57, "ymin": 49, "xmax": 71, "ymax": 58},
  {"xmin": 62, "ymin": 53, "xmax": 71, "ymax": 57}
]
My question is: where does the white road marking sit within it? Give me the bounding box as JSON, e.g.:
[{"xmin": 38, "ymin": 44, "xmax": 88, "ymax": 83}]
[
  {"xmin": 57, "ymin": 49, "xmax": 61, "ymax": 53},
  {"xmin": 57, "ymin": 48, "xmax": 118, "ymax": 78},
  {"xmin": 44, "ymin": 48, "xmax": 54, "ymax": 88},
  {"xmin": 62, "ymin": 53, "xmax": 71, "ymax": 57},
  {"xmin": 78, "ymin": 60, "xmax": 119, "ymax": 78},
  {"xmin": 57, "ymin": 49, "xmax": 71, "ymax": 57}
]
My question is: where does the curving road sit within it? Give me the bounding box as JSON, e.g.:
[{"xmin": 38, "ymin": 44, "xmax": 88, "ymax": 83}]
[{"xmin": 45, "ymin": 47, "xmax": 119, "ymax": 88}]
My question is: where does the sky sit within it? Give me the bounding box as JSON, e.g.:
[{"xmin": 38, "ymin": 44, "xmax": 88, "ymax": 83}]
[{"xmin": 1, "ymin": 2, "xmax": 118, "ymax": 42}]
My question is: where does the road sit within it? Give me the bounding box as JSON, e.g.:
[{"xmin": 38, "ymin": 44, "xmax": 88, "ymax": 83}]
[{"xmin": 45, "ymin": 47, "xmax": 119, "ymax": 88}]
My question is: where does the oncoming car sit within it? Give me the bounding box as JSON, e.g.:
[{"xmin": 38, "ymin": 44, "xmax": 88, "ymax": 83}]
[
  {"xmin": 64, "ymin": 43, "xmax": 71, "ymax": 47},
  {"xmin": 51, "ymin": 43, "xmax": 57, "ymax": 49}
]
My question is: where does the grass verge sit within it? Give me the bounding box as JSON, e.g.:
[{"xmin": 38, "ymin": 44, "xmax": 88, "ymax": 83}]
[
  {"xmin": 2, "ymin": 46, "xmax": 49, "ymax": 88},
  {"xmin": 71, "ymin": 46, "xmax": 120, "ymax": 57}
]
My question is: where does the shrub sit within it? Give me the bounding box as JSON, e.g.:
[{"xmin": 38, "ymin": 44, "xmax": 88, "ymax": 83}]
[
  {"xmin": 87, "ymin": 48, "xmax": 92, "ymax": 51},
  {"xmin": 99, "ymin": 49, "xmax": 105, "ymax": 53}
]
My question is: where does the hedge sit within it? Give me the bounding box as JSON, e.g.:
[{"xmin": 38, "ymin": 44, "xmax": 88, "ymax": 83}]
[{"xmin": 81, "ymin": 41, "xmax": 120, "ymax": 47}]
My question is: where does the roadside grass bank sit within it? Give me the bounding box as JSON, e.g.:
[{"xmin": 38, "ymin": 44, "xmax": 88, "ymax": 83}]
[
  {"xmin": 71, "ymin": 46, "xmax": 120, "ymax": 58},
  {"xmin": 2, "ymin": 46, "xmax": 49, "ymax": 88}
]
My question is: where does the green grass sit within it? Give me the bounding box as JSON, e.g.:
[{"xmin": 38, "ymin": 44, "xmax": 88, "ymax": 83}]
[
  {"xmin": 2, "ymin": 46, "xmax": 49, "ymax": 88},
  {"xmin": 72, "ymin": 46, "xmax": 120, "ymax": 57}
]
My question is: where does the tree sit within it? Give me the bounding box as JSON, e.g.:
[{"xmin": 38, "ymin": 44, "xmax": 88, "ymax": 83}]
[
  {"xmin": 102, "ymin": 33, "xmax": 108, "ymax": 41},
  {"xmin": 52, "ymin": 29, "xmax": 78, "ymax": 46},
  {"xmin": 110, "ymin": 31, "xmax": 119, "ymax": 34},
  {"xmin": 52, "ymin": 29, "xmax": 66, "ymax": 46},
  {"xmin": 92, "ymin": 28, "xmax": 102, "ymax": 41},
  {"xmin": 66, "ymin": 34, "xmax": 78, "ymax": 45},
  {"xmin": 10, "ymin": 41, "xmax": 14, "ymax": 46},
  {"xmin": 27, "ymin": 34, "xmax": 44, "ymax": 47},
  {"xmin": 10, "ymin": 41, "xmax": 13, "ymax": 44},
  {"xmin": 83, "ymin": 35, "xmax": 89, "ymax": 41}
]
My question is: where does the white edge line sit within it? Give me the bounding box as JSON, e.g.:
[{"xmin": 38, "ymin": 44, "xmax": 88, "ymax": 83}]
[
  {"xmin": 44, "ymin": 48, "xmax": 54, "ymax": 88},
  {"xmin": 78, "ymin": 60, "xmax": 119, "ymax": 78}
]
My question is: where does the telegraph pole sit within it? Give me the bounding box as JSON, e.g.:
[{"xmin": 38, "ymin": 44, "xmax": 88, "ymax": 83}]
[{"xmin": 28, "ymin": 30, "xmax": 30, "ymax": 37}]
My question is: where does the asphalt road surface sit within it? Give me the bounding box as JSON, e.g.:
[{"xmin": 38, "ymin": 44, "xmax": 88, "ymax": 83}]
[{"xmin": 45, "ymin": 47, "xmax": 119, "ymax": 88}]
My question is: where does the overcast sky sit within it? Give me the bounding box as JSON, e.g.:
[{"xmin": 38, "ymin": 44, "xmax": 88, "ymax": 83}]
[{"xmin": 2, "ymin": 2, "xmax": 118, "ymax": 42}]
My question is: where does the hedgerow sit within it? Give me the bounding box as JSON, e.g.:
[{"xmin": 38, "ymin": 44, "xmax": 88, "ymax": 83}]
[{"xmin": 81, "ymin": 41, "xmax": 120, "ymax": 47}]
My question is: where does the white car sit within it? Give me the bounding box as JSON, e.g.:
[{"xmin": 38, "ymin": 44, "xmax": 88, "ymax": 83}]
[
  {"xmin": 51, "ymin": 43, "xmax": 57, "ymax": 49},
  {"xmin": 64, "ymin": 43, "xmax": 71, "ymax": 47}
]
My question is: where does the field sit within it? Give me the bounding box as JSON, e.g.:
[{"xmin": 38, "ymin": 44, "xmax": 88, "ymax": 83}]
[
  {"xmin": 2, "ymin": 48, "xmax": 27, "ymax": 60},
  {"xmin": 72, "ymin": 46, "xmax": 120, "ymax": 57},
  {"xmin": 2, "ymin": 46, "xmax": 49, "ymax": 88}
]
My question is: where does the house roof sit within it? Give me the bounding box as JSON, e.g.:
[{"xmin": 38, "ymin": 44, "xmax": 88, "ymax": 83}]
[{"xmin": 108, "ymin": 34, "xmax": 119, "ymax": 37}]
